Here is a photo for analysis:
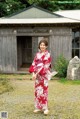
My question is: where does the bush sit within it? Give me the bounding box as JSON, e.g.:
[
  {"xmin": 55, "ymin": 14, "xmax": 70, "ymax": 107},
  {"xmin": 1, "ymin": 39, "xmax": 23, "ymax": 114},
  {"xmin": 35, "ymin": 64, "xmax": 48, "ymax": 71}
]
[{"xmin": 54, "ymin": 55, "xmax": 69, "ymax": 78}]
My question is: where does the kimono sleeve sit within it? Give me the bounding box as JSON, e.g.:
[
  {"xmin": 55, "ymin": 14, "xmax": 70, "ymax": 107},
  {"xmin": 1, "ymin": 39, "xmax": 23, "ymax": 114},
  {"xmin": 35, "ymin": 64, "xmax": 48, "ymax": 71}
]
[
  {"xmin": 29, "ymin": 54, "xmax": 37, "ymax": 73},
  {"xmin": 39, "ymin": 53, "xmax": 52, "ymax": 75}
]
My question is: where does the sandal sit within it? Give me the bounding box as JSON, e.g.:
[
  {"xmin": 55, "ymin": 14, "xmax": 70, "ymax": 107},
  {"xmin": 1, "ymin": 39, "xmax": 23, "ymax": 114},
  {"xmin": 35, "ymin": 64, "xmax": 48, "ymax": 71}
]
[
  {"xmin": 44, "ymin": 109, "xmax": 49, "ymax": 115},
  {"xmin": 33, "ymin": 109, "xmax": 41, "ymax": 113}
]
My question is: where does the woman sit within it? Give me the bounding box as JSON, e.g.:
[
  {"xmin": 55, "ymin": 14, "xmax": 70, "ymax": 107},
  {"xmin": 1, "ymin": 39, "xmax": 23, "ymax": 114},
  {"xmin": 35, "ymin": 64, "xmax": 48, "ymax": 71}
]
[{"xmin": 29, "ymin": 39, "xmax": 51, "ymax": 115}]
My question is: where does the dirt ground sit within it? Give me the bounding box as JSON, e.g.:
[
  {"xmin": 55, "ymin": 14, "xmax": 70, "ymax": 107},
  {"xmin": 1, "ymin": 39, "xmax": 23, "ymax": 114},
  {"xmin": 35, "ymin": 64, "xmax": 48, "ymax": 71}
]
[{"xmin": 0, "ymin": 79, "xmax": 80, "ymax": 119}]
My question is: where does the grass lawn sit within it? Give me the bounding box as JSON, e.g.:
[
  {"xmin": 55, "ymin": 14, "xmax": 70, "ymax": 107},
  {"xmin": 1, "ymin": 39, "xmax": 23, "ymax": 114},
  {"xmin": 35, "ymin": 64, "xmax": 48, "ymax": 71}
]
[
  {"xmin": 0, "ymin": 74, "xmax": 80, "ymax": 119},
  {"xmin": 0, "ymin": 78, "xmax": 13, "ymax": 94}
]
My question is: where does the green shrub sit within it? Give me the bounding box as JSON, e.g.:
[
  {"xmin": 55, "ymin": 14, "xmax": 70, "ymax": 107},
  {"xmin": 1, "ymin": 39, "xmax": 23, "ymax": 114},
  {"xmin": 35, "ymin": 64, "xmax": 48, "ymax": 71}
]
[{"xmin": 54, "ymin": 55, "xmax": 69, "ymax": 78}]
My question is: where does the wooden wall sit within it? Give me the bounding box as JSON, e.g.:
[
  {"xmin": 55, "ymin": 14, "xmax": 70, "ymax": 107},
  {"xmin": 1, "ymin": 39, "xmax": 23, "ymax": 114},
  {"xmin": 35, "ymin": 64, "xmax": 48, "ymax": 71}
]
[
  {"xmin": 0, "ymin": 29, "xmax": 17, "ymax": 73},
  {"xmin": 50, "ymin": 27, "xmax": 72, "ymax": 65},
  {"xmin": 32, "ymin": 37, "xmax": 38, "ymax": 60},
  {"xmin": 0, "ymin": 26, "xmax": 72, "ymax": 73}
]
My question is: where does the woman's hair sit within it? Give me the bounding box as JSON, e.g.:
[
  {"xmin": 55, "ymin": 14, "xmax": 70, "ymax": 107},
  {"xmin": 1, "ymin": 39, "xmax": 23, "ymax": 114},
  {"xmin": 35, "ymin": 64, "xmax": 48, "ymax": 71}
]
[{"xmin": 38, "ymin": 39, "xmax": 48, "ymax": 49}]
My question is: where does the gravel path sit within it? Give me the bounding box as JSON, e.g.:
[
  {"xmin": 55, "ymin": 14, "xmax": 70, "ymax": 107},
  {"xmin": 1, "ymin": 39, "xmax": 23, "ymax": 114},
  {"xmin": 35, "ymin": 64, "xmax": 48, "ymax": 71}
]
[{"xmin": 0, "ymin": 79, "xmax": 80, "ymax": 119}]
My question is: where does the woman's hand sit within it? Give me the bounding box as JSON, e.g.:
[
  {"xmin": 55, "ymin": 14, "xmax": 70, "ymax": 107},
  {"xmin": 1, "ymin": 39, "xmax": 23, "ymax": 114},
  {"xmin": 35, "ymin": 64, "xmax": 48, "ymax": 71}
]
[{"xmin": 32, "ymin": 73, "xmax": 37, "ymax": 80}]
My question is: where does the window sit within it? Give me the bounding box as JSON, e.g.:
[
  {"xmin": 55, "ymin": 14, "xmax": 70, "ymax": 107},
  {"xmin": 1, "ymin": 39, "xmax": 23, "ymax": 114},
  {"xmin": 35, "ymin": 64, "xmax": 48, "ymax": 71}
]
[{"xmin": 72, "ymin": 30, "xmax": 80, "ymax": 58}]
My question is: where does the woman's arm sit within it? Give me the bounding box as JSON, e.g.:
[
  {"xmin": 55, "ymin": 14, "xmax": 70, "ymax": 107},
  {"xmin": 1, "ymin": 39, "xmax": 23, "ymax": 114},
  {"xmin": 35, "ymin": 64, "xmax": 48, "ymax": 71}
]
[{"xmin": 29, "ymin": 54, "xmax": 37, "ymax": 73}]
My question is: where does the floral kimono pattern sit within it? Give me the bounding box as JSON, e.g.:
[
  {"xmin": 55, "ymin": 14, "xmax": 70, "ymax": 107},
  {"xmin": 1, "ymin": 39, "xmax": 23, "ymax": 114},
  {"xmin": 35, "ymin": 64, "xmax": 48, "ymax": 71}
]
[{"xmin": 29, "ymin": 50, "xmax": 51, "ymax": 110}]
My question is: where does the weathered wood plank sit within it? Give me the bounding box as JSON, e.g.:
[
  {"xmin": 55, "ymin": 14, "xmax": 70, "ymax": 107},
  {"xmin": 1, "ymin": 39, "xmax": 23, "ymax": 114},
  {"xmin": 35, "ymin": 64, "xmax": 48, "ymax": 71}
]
[
  {"xmin": 50, "ymin": 27, "xmax": 72, "ymax": 65},
  {"xmin": 0, "ymin": 28, "xmax": 17, "ymax": 72},
  {"xmin": 32, "ymin": 37, "xmax": 38, "ymax": 60},
  {"xmin": 0, "ymin": 36, "xmax": 2, "ymax": 71}
]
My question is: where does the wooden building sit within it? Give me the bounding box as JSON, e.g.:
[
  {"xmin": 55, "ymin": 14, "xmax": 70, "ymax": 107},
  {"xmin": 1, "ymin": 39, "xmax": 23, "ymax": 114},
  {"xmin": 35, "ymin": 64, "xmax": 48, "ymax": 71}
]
[{"xmin": 0, "ymin": 5, "xmax": 80, "ymax": 73}]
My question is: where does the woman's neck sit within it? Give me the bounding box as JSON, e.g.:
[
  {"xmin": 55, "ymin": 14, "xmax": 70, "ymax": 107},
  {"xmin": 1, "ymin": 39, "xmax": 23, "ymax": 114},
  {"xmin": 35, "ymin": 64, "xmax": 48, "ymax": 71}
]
[{"xmin": 40, "ymin": 50, "xmax": 47, "ymax": 53}]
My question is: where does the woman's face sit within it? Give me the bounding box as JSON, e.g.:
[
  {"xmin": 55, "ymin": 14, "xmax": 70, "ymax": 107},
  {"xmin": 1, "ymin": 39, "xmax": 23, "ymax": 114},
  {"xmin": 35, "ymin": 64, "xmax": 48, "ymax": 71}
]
[{"xmin": 40, "ymin": 42, "xmax": 47, "ymax": 52}]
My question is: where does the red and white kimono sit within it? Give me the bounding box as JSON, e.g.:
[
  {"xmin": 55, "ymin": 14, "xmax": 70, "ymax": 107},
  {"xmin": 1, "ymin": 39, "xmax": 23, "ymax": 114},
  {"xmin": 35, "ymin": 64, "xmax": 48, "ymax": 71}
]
[{"xmin": 29, "ymin": 50, "xmax": 51, "ymax": 110}]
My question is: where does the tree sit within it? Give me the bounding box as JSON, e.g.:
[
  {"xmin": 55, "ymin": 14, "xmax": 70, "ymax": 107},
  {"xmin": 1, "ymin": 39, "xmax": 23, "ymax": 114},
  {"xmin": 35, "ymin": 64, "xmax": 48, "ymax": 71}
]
[
  {"xmin": 0, "ymin": 0, "xmax": 29, "ymax": 17},
  {"xmin": 0, "ymin": 0, "xmax": 80, "ymax": 17},
  {"xmin": 27, "ymin": 0, "xmax": 80, "ymax": 11},
  {"xmin": 53, "ymin": 0, "xmax": 80, "ymax": 10}
]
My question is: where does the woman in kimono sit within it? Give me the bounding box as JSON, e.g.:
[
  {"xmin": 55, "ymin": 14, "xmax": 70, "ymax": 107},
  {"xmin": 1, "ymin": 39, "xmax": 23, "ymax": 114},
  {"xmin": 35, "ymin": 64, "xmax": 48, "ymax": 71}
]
[{"xmin": 29, "ymin": 39, "xmax": 51, "ymax": 115}]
